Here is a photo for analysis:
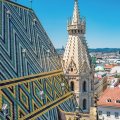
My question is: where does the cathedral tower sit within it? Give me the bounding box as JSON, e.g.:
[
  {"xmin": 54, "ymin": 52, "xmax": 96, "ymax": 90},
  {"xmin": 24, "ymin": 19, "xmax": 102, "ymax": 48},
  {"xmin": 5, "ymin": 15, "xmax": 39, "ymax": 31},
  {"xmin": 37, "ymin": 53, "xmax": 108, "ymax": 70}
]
[{"xmin": 63, "ymin": 0, "xmax": 94, "ymax": 113}]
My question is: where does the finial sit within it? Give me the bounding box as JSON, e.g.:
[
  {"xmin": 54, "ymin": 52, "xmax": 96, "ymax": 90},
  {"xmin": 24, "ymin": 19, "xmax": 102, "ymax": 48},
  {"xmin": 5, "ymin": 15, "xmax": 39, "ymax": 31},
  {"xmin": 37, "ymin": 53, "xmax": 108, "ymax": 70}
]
[
  {"xmin": 75, "ymin": 0, "xmax": 78, "ymax": 2},
  {"xmin": 71, "ymin": 0, "xmax": 80, "ymax": 24}
]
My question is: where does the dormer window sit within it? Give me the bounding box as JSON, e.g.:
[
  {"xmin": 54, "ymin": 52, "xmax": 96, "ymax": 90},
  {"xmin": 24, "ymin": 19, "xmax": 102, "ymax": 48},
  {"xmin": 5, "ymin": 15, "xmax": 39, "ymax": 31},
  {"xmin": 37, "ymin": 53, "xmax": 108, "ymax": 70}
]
[
  {"xmin": 107, "ymin": 99, "xmax": 112, "ymax": 102},
  {"xmin": 33, "ymin": 19, "xmax": 37, "ymax": 25},
  {"xmin": 116, "ymin": 100, "xmax": 120, "ymax": 103},
  {"xmin": 6, "ymin": 10, "xmax": 11, "ymax": 18}
]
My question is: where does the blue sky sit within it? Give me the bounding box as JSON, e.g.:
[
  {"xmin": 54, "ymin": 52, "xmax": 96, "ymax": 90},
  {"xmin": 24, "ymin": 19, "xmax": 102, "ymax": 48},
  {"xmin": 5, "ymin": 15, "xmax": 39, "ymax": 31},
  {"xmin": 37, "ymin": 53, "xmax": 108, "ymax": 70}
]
[{"xmin": 18, "ymin": 0, "xmax": 120, "ymax": 48}]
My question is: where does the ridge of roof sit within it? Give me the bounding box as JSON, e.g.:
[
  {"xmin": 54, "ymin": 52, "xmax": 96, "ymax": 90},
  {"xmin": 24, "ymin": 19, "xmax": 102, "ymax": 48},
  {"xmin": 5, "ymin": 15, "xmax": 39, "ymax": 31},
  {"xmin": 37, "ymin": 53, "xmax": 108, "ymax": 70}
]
[{"xmin": 2, "ymin": 0, "xmax": 32, "ymax": 11}]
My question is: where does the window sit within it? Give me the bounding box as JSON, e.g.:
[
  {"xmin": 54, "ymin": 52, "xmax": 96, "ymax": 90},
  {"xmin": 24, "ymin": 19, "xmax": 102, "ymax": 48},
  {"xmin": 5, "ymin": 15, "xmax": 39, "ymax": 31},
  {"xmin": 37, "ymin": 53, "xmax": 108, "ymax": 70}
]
[
  {"xmin": 115, "ymin": 112, "xmax": 119, "ymax": 118},
  {"xmin": 72, "ymin": 30, "xmax": 73, "ymax": 34},
  {"xmin": 83, "ymin": 81, "xmax": 87, "ymax": 92},
  {"xmin": 74, "ymin": 30, "xmax": 76, "ymax": 33},
  {"xmin": 70, "ymin": 81, "xmax": 74, "ymax": 91},
  {"xmin": 107, "ymin": 112, "xmax": 110, "ymax": 117},
  {"xmin": 116, "ymin": 100, "xmax": 120, "ymax": 103},
  {"xmin": 71, "ymin": 68, "xmax": 73, "ymax": 72},
  {"xmin": 83, "ymin": 99, "xmax": 87, "ymax": 110},
  {"xmin": 107, "ymin": 99, "xmax": 112, "ymax": 102},
  {"xmin": 98, "ymin": 111, "xmax": 102, "ymax": 116}
]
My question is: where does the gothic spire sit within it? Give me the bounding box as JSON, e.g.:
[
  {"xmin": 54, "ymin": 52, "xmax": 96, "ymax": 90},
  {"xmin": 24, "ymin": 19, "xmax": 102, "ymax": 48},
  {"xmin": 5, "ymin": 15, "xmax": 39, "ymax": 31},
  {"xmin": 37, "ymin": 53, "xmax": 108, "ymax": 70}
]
[{"xmin": 72, "ymin": 0, "xmax": 80, "ymax": 25}]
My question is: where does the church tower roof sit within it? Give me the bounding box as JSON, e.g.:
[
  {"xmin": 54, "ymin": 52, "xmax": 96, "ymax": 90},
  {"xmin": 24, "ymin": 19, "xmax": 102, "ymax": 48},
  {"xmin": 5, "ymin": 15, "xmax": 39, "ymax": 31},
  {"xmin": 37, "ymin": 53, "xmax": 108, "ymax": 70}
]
[
  {"xmin": 72, "ymin": 0, "xmax": 80, "ymax": 25},
  {"xmin": 63, "ymin": 0, "xmax": 91, "ymax": 74}
]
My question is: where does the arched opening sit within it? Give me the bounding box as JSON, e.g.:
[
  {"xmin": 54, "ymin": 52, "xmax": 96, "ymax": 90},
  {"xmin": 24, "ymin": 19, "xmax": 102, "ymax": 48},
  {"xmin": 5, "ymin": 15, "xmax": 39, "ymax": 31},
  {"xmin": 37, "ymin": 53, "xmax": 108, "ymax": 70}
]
[
  {"xmin": 74, "ymin": 30, "xmax": 76, "ymax": 33},
  {"xmin": 83, "ymin": 81, "xmax": 87, "ymax": 92},
  {"xmin": 71, "ymin": 68, "xmax": 73, "ymax": 72},
  {"xmin": 70, "ymin": 81, "xmax": 74, "ymax": 91},
  {"xmin": 81, "ymin": 30, "xmax": 83, "ymax": 33},
  {"xmin": 83, "ymin": 99, "xmax": 87, "ymax": 110}
]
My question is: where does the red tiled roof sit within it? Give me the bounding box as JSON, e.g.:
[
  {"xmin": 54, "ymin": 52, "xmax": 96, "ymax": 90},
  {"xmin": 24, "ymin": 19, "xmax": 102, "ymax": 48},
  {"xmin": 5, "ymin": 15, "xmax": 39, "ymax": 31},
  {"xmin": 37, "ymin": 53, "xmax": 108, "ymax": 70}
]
[
  {"xmin": 117, "ymin": 83, "xmax": 120, "ymax": 87},
  {"xmin": 104, "ymin": 65, "xmax": 115, "ymax": 69},
  {"xmin": 97, "ymin": 87, "xmax": 120, "ymax": 108}
]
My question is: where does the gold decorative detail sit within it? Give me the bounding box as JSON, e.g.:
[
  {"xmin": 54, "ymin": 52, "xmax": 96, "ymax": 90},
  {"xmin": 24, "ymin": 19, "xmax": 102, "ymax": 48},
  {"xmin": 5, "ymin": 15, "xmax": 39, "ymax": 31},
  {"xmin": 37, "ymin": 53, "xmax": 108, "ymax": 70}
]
[
  {"xmin": 0, "ymin": 69, "xmax": 63, "ymax": 89},
  {"xmin": 20, "ymin": 92, "xmax": 73, "ymax": 120}
]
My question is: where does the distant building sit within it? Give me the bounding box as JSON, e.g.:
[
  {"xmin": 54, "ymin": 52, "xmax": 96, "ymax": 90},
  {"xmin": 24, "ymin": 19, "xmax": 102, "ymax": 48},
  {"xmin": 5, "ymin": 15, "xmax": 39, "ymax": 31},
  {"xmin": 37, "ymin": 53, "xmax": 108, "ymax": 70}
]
[
  {"xmin": 108, "ymin": 78, "xmax": 120, "ymax": 88},
  {"xmin": 97, "ymin": 87, "xmax": 120, "ymax": 120},
  {"xmin": 110, "ymin": 66, "xmax": 120, "ymax": 74},
  {"xmin": 104, "ymin": 64, "xmax": 116, "ymax": 72},
  {"xmin": 107, "ymin": 59, "xmax": 120, "ymax": 64},
  {"xmin": 95, "ymin": 66, "xmax": 104, "ymax": 72}
]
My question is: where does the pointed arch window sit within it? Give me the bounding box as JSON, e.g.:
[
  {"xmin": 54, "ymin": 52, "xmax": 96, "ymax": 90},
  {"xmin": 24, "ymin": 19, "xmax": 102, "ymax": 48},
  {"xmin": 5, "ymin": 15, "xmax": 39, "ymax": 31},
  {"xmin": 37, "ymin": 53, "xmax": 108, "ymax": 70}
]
[
  {"xmin": 81, "ymin": 30, "xmax": 83, "ymax": 33},
  {"xmin": 74, "ymin": 30, "xmax": 76, "ymax": 33},
  {"xmin": 70, "ymin": 81, "xmax": 74, "ymax": 91},
  {"xmin": 71, "ymin": 68, "xmax": 73, "ymax": 72},
  {"xmin": 83, "ymin": 99, "xmax": 87, "ymax": 110},
  {"xmin": 72, "ymin": 30, "xmax": 73, "ymax": 34},
  {"xmin": 83, "ymin": 81, "xmax": 87, "ymax": 92}
]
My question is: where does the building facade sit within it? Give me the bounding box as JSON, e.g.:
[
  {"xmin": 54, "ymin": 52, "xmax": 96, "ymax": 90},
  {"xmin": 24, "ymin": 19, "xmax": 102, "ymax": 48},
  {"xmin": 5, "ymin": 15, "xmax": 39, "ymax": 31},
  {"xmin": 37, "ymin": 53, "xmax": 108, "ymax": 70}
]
[
  {"xmin": 98, "ymin": 107, "xmax": 120, "ymax": 120},
  {"xmin": 63, "ymin": 0, "xmax": 94, "ymax": 113},
  {"xmin": 97, "ymin": 87, "xmax": 120, "ymax": 120}
]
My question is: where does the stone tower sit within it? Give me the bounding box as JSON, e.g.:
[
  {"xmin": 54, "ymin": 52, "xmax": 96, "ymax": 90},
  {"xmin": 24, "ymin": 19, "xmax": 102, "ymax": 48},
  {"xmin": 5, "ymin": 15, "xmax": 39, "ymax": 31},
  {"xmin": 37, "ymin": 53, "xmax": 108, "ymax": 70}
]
[{"xmin": 63, "ymin": 0, "xmax": 94, "ymax": 113}]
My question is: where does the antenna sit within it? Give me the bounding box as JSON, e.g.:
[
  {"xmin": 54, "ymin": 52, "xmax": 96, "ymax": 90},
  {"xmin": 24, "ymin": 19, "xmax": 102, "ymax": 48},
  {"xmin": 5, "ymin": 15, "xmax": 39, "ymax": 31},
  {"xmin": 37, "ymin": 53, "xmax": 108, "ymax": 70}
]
[{"xmin": 29, "ymin": 0, "xmax": 33, "ymax": 9}]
